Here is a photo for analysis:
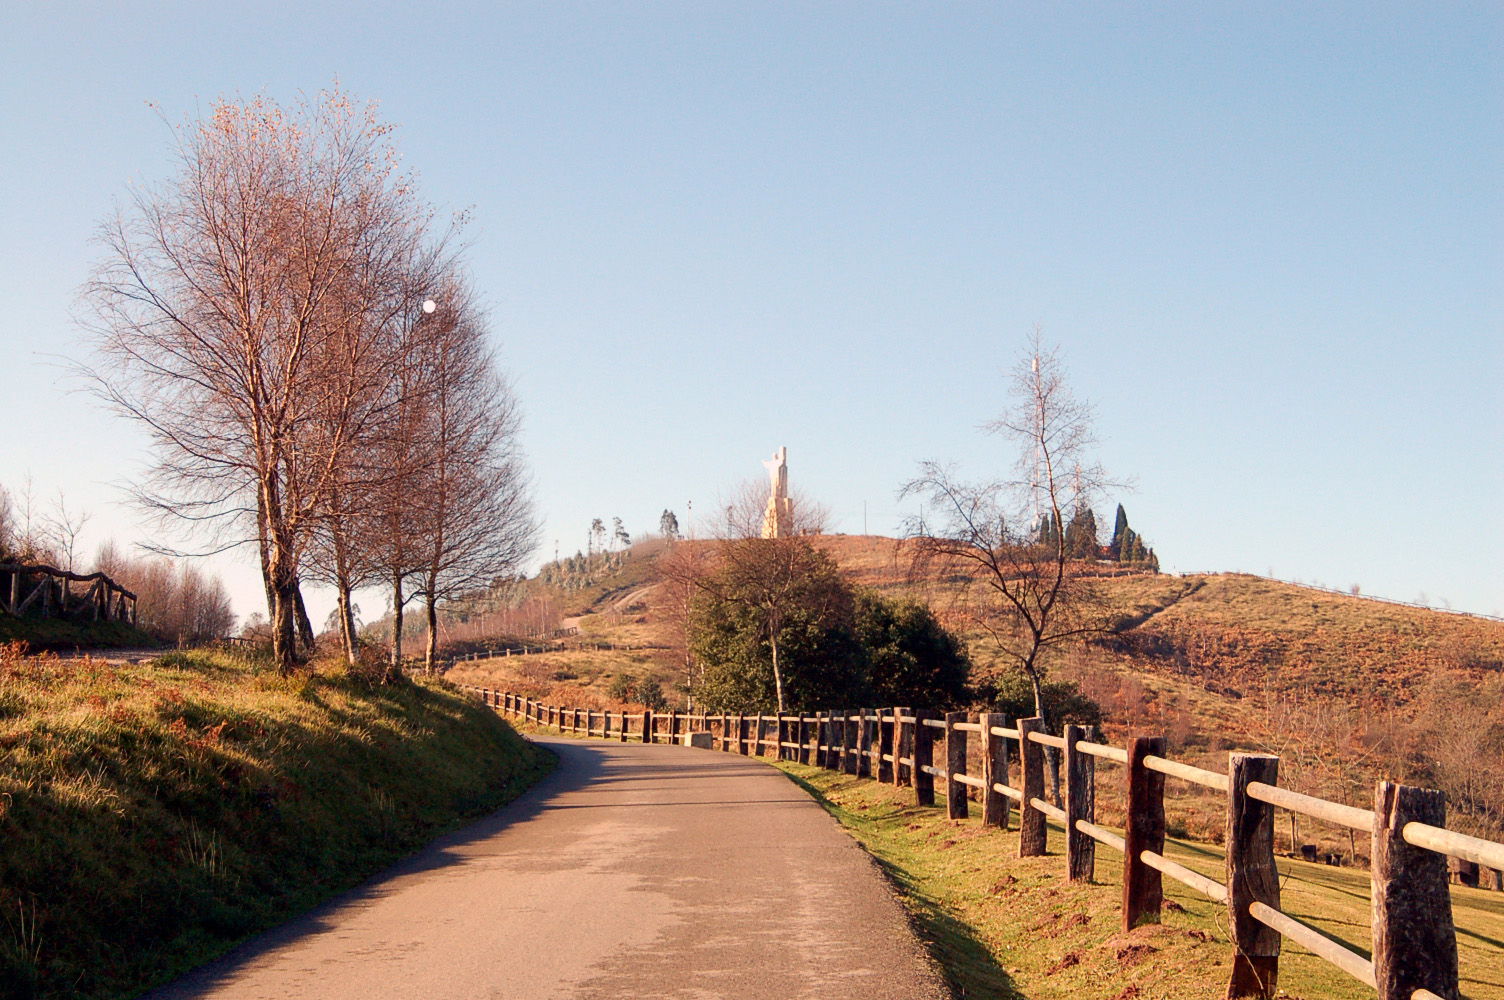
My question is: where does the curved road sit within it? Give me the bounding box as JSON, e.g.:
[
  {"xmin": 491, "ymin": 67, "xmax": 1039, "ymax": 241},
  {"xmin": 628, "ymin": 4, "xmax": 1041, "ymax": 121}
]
[{"xmin": 146, "ymin": 735, "xmax": 950, "ymax": 1000}]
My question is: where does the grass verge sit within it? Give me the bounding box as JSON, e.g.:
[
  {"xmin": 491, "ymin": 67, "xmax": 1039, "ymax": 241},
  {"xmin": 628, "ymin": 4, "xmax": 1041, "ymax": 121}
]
[
  {"xmin": 0, "ymin": 648, "xmax": 553, "ymax": 1000},
  {"xmin": 774, "ymin": 762, "xmax": 1503, "ymax": 1000}
]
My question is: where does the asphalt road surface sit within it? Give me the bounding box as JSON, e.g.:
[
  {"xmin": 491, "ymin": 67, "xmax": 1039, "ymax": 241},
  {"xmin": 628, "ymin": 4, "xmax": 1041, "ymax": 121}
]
[{"xmin": 145, "ymin": 735, "xmax": 951, "ymax": 1000}]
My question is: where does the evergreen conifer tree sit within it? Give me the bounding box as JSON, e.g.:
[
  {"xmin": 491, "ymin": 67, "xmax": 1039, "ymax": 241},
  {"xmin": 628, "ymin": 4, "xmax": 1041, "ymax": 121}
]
[{"xmin": 1111, "ymin": 504, "xmax": 1129, "ymax": 560}]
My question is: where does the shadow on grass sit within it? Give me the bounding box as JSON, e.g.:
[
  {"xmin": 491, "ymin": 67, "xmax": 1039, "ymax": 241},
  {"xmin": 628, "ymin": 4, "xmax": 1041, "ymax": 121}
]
[{"xmin": 779, "ymin": 768, "xmax": 1026, "ymax": 1000}]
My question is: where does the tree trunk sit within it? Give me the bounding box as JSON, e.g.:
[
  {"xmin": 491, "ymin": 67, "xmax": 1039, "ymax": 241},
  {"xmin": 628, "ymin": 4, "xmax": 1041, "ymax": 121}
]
[
  {"xmin": 270, "ymin": 571, "xmax": 298, "ymax": 674},
  {"xmin": 336, "ymin": 579, "xmax": 357, "ymax": 665},
  {"xmin": 424, "ymin": 585, "xmax": 439, "ymax": 674},
  {"xmin": 388, "ymin": 570, "xmax": 405, "ymax": 682},
  {"xmin": 770, "ymin": 632, "xmax": 785, "ymax": 713},
  {"xmin": 292, "ymin": 575, "xmax": 316, "ymax": 651}
]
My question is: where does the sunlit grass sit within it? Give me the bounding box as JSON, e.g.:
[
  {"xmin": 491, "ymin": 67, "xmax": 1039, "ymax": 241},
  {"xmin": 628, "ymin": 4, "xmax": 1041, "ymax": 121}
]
[
  {"xmin": 775, "ymin": 762, "xmax": 1503, "ymax": 1000},
  {"xmin": 0, "ymin": 647, "xmax": 552, "ymax": 1000}
]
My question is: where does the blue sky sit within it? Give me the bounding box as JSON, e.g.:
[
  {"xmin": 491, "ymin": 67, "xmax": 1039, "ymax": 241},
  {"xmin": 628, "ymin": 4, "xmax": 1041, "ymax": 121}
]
[{"xmin": 2, "ymin": 2, "xmax": 1500, "ymax": 623}]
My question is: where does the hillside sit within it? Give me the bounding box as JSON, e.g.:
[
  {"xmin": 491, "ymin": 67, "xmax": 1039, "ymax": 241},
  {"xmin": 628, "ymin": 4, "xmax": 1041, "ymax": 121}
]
[
  {"xmin": 446, "ymin": 533, "xmax": 1504, "ymax": 849},
  {"xmin": 455, "ymin": 534, "xmax": 1504, "ymax": 713}
]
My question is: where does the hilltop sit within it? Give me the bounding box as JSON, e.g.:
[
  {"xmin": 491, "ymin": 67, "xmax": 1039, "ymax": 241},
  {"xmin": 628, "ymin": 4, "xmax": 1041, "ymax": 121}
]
[{"xmin": 459, "ymin": 533, "xmax": 1504, "ymax": 710}]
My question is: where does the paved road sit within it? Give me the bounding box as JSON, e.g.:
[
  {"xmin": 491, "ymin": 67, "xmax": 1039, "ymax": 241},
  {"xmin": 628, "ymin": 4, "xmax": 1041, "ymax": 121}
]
[{"xmin": 146, "ymin": 735, "xmax": 951, "ymax": 1000}]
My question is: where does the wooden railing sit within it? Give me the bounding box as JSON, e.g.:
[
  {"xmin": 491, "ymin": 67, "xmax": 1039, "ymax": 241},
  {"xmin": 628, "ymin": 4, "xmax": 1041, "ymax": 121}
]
[
  {"xmin": 464, "ymin": 687, "xmax": 1502, "ymax": 1000},
  {"xmin": 0, "ymin": 562, "xmax": 137, "ymax": 625}
]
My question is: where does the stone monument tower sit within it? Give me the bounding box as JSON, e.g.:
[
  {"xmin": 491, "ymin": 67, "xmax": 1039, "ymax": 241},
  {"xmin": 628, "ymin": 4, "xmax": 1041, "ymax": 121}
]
[{"xmin": 761, "ymin": 446, "xmax": 793, "ymax": 538}]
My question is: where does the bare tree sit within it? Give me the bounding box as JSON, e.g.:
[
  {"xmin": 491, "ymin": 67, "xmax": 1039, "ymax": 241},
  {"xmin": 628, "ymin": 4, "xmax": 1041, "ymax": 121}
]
[
  {"xmin": 83, "ymin": 88, "xmax": 452, "ymax": 672},
  {"xmin": 903, "ymin": 333, "xmax": 1114, "ymax": 731},
  {"xmin": 406, "ymin": 285, "xmax": 537, "ymax": 672},
  {"xmin": 45, "ymin": 491, "xmax": 92, "ymax": 573}
]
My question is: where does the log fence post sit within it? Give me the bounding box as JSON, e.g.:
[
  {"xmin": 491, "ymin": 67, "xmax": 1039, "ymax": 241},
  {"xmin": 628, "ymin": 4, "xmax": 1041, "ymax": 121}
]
[
  {"xmin": 642, "ymin": 710, "xmax": 653, "ymax": 744},
  {"xmin": 1065, "ymin": 723, "xmax": 1095, "ymax": 882},
  {"xmin": 911, "ymin": 710, "xmax": 936, "ymax": 807},
  {"xmin": 1226, "ymin": 752, "xmax": 1280, "ymax": 999},
  {"xmin": 843, "ymin": 711, "xmax": 859, "ymax": 775},
  {"xmin": 1372, "ymin": 781, "xmax": 1458, "ymax": 1000},
  {"xmin": 775, "ymin": 712, "xmax": 786, "ymax": 760},
  {"xmin": 1122, "ymin": 735, "xmax": 1166, "ymax": 930},
  {"xmin": 980, "ymin": 712, "xmax": 1010, "ymax": 829},
  {"xmin": 1018, "ymin": 717, "xmax": 1047, "ymax": 857},
  {"xmin": 796, "ymin": 714, "xmax": 810, "ymax": 764},
  {"xmin": 877, "ymin": 710, "xmax": 895, "ymax": 783},
  {"xmin": 859, "ymin": 711, "xmax": 875, "ymax": 778},
  {"xmin": 753, "ymin": 715, "xmax": 765, "ymax": 757},
  {"xmin": 946, "ymin": 711, "xmax": 968, "ymax": 820},
  {"xmin": 893, "ymin": 707, "xmax": 911, "ymax": 788}
]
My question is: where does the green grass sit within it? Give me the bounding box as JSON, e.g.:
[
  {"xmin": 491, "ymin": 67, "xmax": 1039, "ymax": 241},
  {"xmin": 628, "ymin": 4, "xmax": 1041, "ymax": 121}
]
[
  {"xmin": 0, "ymin": 647, "xmax": 553, "ymax": 1000},
  {"xmin": 774, "ymin": 762, "xmax": 1504, "ymax": 1000}
]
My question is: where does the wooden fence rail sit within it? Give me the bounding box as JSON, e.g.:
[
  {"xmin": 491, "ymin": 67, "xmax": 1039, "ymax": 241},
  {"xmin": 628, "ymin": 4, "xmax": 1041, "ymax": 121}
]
[
  {"xmin": 0, "ymin": 562, "xmax": 137, "ymax": 625},
  {"xmin": 464, "ymin": 687, "xmax": 1500, "ymax": 1000}
]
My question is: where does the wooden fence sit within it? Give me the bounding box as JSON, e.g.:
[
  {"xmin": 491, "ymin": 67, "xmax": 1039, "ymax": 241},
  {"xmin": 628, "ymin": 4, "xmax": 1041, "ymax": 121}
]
[
  {"xmin": 0, "ymin": 562, "xmax": 137, "ymax": 625},
  {"xmin": 453, "ymin": 637, "xmax": 658, "ymax": 664},
  {"xmin": 464, "ymin": 686, "xmax": 1503, "ymax": 1000}
]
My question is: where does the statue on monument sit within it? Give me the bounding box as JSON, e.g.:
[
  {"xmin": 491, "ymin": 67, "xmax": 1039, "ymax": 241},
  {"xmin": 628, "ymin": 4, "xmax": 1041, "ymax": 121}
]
[{"xmin": 761, "ymin": 446, "xmax": 794, "ymax": 538}]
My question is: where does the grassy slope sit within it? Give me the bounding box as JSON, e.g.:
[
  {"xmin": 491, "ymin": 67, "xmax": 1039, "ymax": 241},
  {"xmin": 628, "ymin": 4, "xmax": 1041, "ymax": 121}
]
[
  {"xmin": 0, "ymin": 649, "xmax": 553, "ymax": 1000},
  {"xmin": 0, "ymin": 614, "xmax": 161, "ymax": 652},
  {"xmin": 778, "ymin": 762, "xmax": 1504, "ymax": 1000}
]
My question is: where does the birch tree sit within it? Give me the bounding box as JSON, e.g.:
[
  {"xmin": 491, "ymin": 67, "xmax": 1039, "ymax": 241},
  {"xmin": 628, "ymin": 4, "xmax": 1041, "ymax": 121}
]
[{"xmin": 84, "ymin": 88, "xmax": 451, "ymax": 672}]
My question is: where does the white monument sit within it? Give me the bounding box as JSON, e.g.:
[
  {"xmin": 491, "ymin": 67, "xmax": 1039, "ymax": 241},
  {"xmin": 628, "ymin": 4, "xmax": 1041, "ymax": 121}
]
[{"xmin": 761, "ymin": 446, "xmax": 793, "ymax": 538}]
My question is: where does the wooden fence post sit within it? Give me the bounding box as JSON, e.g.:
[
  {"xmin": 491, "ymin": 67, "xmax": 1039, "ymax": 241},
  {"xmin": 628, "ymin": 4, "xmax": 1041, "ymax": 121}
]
[
  {"xmin": 642, "ymin": 710, "xmax": 653, "ymax": 744},
  {"xmin": 1226, "ymin": 752, "xmax": 1280, "ymax": 999},
  {"xmin": 1123, "ymin": 735, "xmax": 1167, "ymax": 930},
  {"xmin": 737, "ymin": 713, "xmax": 749, "ymax": 755},
  {"xmin": 912, "ymin": 710, "xmax": 936, "ymax": 807},
  {"xmin": 1018, "ymin": 717, "xmax": 1047, "ymax": 857},
  {"xmin": 618, "ymin": 711, "xmax": 629, "ymax": 742},
  {"xmin": 1065, "ymin": 724, "xmax": 1095, "ymax": 882},
  {"xmin": 1372, "ymin": 781, "xmax": 1458, "ymax": 1000},
  {"xmin": 946, "ymin": 711, "xmax": 969, "ymax": 820},
  {"xmin": 859, "ymin": 711, "xmax": 875, "ymax": 778},
  {"xmin": 980, "ymin": 712, "xmax": 1010, "ymax": 829},
  {"xmin": 796, "ymin": 714, "xmax": 810, "ymax": 764},
  {"xmin": 843, "ymin": 711, "xmax": 859, "ymax": 775},
  {"xmin": 754, "ymin": 715, "xmax": 766, "ymax": 757},
  {"xmin": 877, "ymin": 710, "xmax": 895, "ymax": 783},
  {"xmin": 775, "ymin": 712, "xmax": 786, "ymax": 760},
  {"xmin": 893, "ymin": 707, "xmax": 911, "ymax": 788},
  {"xmin": 815, "ymin": 712, "xmax": 829, "ymax": 769}
]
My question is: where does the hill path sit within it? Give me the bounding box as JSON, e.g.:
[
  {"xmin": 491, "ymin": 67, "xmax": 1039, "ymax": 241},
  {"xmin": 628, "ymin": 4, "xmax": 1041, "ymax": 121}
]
[{"xmin": 145, "ymin": 735, "xmax": 949, "ymax": 1000}]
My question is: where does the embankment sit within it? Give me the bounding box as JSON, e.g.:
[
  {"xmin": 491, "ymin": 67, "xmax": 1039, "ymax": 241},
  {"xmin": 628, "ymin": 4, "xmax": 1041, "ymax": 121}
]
[{"xmin": 0, "ymin": 649, "xmax": 552, "ymax": 1000}]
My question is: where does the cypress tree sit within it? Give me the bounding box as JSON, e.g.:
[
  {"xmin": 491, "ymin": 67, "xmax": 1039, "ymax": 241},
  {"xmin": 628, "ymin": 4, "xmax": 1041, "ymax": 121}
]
[{"xmin": 1111, "ymin": 504, "xmax": 1129, "ymax": 560}]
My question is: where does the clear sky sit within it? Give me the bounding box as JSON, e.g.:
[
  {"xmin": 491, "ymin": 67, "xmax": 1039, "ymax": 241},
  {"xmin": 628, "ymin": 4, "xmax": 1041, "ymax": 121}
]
[{"xmin": 2, "ymin": 2, "xmax": 1500, "ymax": 625}]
